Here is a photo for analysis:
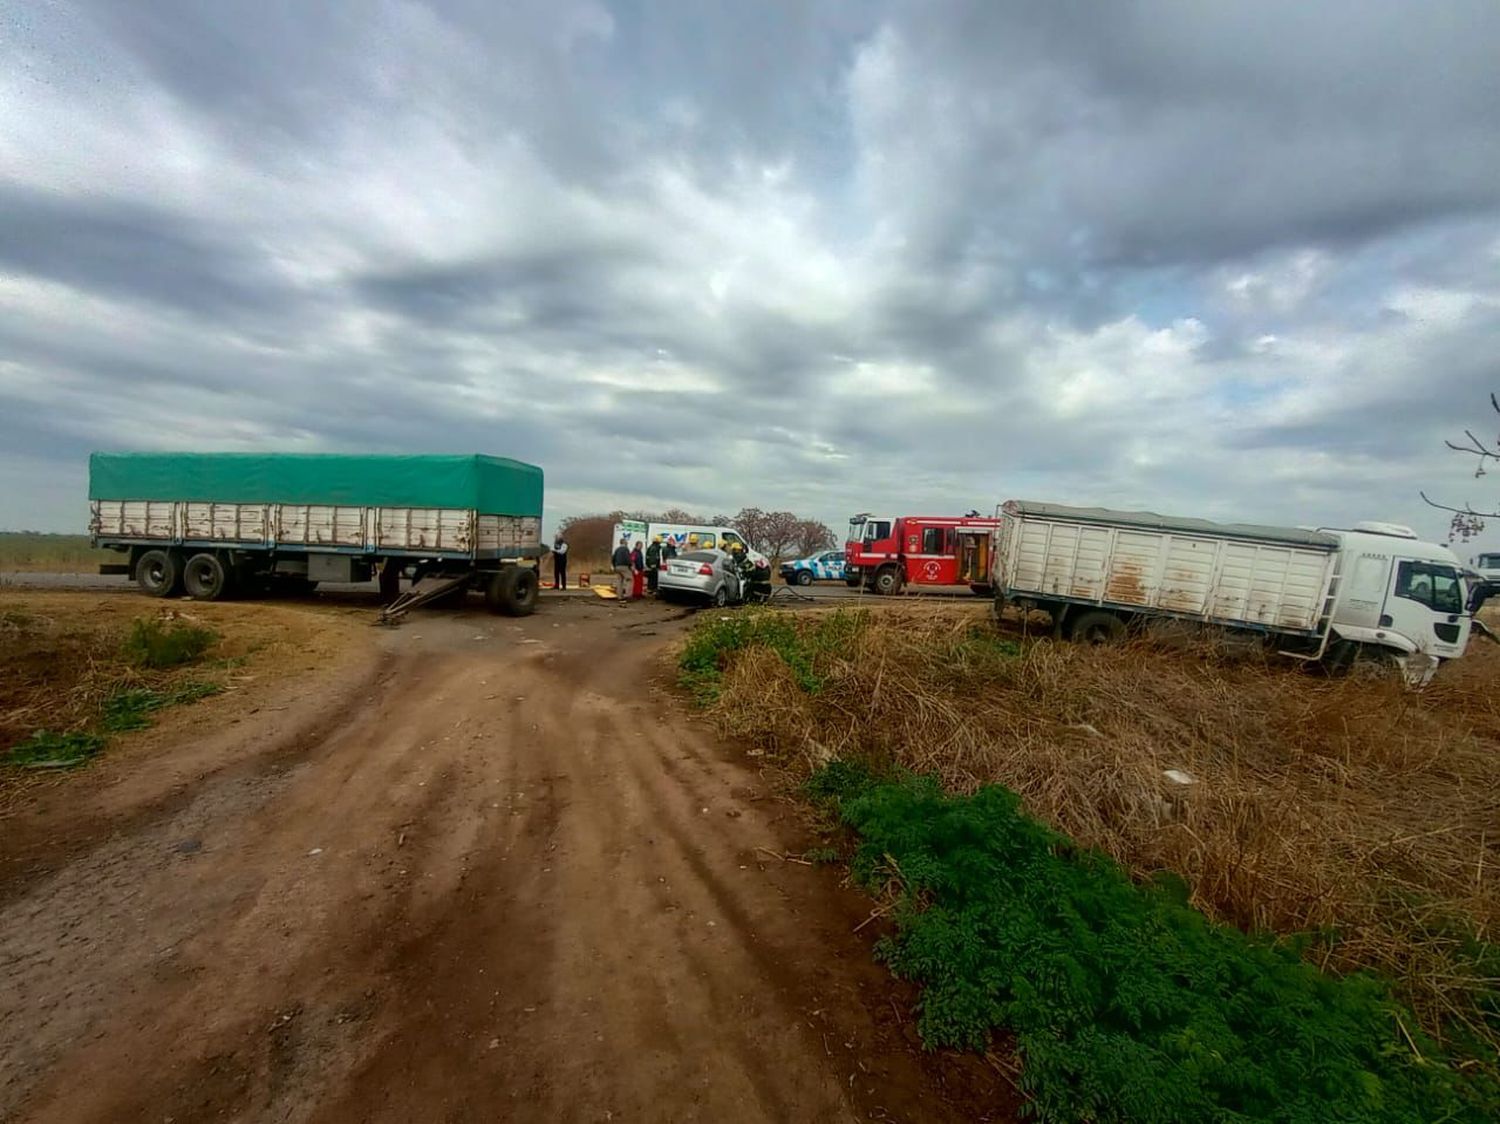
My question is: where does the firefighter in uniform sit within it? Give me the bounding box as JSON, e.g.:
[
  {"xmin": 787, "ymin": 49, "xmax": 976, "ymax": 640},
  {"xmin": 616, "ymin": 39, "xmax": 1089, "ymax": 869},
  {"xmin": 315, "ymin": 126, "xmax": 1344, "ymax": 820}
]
[
  {"xmin": 644, "ymin": 536, "xmax": 663, "ymax": 594},
  {"xmin": 731, "ymin": 543, "xmax": 771, "ymax": 604}
]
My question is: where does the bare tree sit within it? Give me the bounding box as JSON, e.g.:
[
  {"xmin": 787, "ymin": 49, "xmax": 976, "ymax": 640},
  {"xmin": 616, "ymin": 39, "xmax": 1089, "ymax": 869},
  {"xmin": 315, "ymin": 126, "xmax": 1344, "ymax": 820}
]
[
  {"xmin": 1421, "ymin": 393, "xmax": 1500, "ymax": 541},
  {"xmin": 727, "ymin": 508, "xmax": 767, "ymax": 552},
  {"xmin": 792, "ymin": 519, "xmax": 837, "ymax": 557},
  {"xmin": 758, "ymin": 511, "xmax": 802, "ymax": 561}
]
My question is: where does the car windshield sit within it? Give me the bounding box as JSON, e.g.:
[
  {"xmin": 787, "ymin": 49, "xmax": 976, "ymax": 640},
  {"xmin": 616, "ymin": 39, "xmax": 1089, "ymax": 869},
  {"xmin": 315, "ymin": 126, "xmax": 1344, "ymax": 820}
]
[
  {"xmin": 678, "ymin": 551, "xmax": 718, "ymax": 563},
  {"xmin": 1479, "ymin": 554, "xmax": 1500, "ymax": 569}
]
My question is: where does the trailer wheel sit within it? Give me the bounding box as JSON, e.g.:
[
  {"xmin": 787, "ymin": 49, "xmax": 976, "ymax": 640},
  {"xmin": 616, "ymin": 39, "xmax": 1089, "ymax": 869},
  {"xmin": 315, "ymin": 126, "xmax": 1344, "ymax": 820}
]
[
  {"xmin": 183, "ymin": 552, "xmax": 231, "ymax": 601},
  {"xmin": 136, "ymin": 549, "xmax": 181, "ymax": 598},
  {"xmin": 794, "ymin": 569, "xmax": 814, "ymax": 586},
  {"xmin": 487, "ymin": 566, "xmax": 538, "ymax": 617},
  {"xmin": 872, "ymin": 566, "xmax": 902, "ymax": 596},
  {"xmin": 1068, "ymin": 610, "xmax": 1126, "ymax": 645}
]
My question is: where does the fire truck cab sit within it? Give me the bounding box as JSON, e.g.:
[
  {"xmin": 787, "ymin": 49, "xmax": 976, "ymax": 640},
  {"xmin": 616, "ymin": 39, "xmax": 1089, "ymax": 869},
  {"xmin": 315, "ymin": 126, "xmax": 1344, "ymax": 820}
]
[{"xmin": 844, "ymin": 513, "xmax": 1000, "ymax": 595}]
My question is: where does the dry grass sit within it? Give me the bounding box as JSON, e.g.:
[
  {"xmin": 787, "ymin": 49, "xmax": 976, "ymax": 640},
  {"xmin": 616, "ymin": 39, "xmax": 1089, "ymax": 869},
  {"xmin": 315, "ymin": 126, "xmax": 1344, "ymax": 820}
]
[
  {"xmin": 0, "ymin": 532, "xmax": 114, "ymax": 573},
  {"xmin": 0, "ymin": 591, "xmax": 370, "ymax": 810},
  {"xmin": 704, "ymin": 605, "xmax": 1500, "ymax": 1067}
]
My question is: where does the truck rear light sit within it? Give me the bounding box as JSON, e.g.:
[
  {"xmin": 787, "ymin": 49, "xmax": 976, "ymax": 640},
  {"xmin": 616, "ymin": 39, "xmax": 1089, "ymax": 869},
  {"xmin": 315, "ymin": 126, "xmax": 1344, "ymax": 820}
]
[{"xmin": 698, "ymin": 564, "xmax": 714, "ymax": 575}]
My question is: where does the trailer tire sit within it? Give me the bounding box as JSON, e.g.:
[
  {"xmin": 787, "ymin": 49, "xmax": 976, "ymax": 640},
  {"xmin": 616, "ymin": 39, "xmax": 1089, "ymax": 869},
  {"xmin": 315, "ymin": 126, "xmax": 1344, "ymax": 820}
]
[
  {"xmin": 136, "ymin": 549, "xmax": 181, "ymax": 598},
  {"xmin": 872, "ymin": 566, "xmax": 902, "ymax": 596},
  {"xmin": 183, "ymin": 552, "xmax": 231, "ymax": 601},
  {"xmin": 794, "ymin": 569, "xmax": 814, "ymax": 586},
  {"xmin": 487, "ymin": 566, "xmax": 538, "ymax": 617},
  {"xmin": 1068, "ymin": 610, "xmax": 1126, "ymax": 645}
]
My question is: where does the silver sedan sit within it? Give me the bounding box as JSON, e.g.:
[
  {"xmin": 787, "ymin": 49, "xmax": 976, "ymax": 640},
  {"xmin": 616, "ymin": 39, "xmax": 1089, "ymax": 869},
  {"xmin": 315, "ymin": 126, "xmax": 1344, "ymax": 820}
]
[{"xmin": 658, "ymin": 549, "xmax": 741, "ymax": 607}]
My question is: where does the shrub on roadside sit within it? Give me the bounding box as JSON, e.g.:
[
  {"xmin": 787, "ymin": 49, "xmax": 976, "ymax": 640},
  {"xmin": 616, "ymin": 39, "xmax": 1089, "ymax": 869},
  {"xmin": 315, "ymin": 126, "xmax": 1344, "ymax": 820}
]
[{"xmin": 122, "ymin": 617, "xmax": 217, "ymax": 669}]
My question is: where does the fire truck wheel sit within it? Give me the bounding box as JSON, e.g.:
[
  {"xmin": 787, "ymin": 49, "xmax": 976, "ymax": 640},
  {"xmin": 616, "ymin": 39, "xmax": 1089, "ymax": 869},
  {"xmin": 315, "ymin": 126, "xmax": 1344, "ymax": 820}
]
[
  {"xmin": 872, "ymin": 566, "xmax": 901, "ymax": 596},
  {"xmin": 845, "ymin": 576, "xmax": 861, "ymax": 588}
]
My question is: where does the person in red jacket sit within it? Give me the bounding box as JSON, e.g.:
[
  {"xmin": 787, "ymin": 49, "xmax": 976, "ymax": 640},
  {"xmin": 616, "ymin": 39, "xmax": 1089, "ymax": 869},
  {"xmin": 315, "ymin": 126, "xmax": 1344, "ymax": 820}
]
[{"xmin": 630, "ymin": 540, "xmax": 646, "ymax": 600}]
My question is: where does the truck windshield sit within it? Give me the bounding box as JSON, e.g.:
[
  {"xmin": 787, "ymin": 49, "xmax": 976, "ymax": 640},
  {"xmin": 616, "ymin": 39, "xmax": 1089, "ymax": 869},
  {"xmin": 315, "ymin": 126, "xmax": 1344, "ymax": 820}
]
[
  {"xmin": 862, "ymin": 519, "xmax": 891, "ymax": 542},
  {"xmin": 846, "ymin": 518, "xmax": 865, "ymax": 543},
  {"xmin": 1395, "ymin": 561, "xmax": 1464, "ymax": 615},
  {"xmin": 1478, "ymin": 553, "xmax": 1500, "ymax": 569}
]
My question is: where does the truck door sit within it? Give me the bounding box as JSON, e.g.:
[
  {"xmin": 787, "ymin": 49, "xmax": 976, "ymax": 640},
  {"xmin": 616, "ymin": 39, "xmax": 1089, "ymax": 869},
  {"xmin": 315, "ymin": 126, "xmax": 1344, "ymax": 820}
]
[
  {"xmin": 957, "ymin": 531, "xmax": 988, "ymax": 584},
  {"xmin": 1339, "ymin": 551, "xmax": 1392, "ymax": 630},
  {"xmin": 1385, "ymin": 560, "xmax": 1471, "ymax": 658}
]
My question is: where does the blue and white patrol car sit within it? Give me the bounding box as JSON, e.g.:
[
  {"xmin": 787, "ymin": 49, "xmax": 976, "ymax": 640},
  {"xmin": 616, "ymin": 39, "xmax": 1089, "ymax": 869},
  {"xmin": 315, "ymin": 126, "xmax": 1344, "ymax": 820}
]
[{"xmin": 779, "ymin": 550, "xmax": 846, "ymax": 586}]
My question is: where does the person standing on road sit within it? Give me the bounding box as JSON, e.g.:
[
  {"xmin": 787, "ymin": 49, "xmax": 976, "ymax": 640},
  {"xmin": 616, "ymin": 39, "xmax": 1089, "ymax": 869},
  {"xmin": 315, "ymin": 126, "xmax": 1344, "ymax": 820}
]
[
  {"xmin": 612, "ymin": 537, "xmax": 633, "ymax": 601},
  {"xmin": 662, "ymin": 537, "xmax": 678, "ymax": 564},
  {"xmin": 552, "ymin": 533, "xmax": 569, "ymax": 591},
  {"xmin": 645, "ymin": 536, "xmax": 663, "ymax": 594},
  {"xmin": 630, "ymin": 540, "xmax": 646, "ymax": 600}
]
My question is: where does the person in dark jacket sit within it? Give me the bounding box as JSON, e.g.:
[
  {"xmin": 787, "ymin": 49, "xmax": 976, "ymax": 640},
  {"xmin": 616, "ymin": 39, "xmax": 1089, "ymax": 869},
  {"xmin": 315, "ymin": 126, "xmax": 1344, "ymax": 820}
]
[
  {"xmin": 644, "ymin": 536, "xmax": 663, "ymax": 593},
  {"xmin": 552, "ymin": 534, "xmax": 569, "ymax": 590},
  {"xmin": 612, "ymin": 538, "xmax": 632, "ymax": 600}
]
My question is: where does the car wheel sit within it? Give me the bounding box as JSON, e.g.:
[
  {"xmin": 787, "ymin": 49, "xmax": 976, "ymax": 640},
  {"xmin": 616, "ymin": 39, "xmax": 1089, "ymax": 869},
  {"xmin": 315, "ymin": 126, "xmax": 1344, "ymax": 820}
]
[
  {"xmin": 712, "ymin": 585, "xmax": 728, "ymax": 608},
  {"xmin": 183, "ymin": 552, "xmax": 231, "ymax": 601},
  {"xmin": 135, "ymin": 549, "xmax": 181, "ymax": 598},
  {"xmin": 795, "ymin": 569, "xmax": 814, "ymax": 586}
]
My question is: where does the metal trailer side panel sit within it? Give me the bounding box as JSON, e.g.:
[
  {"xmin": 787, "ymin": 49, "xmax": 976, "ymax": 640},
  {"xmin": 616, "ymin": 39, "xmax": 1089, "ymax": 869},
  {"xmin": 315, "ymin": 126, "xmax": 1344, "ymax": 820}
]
[
  {"xmin": 183, "ymin": 502, "xmax": 269, "ymax": 543},
  {"xmin": 93, "ymin": 500, "xmax": 176, "ymax": 540},
  {"xmin": 94, "ymin": 500, "xmax": 542, "ymax": 559},
  {"xmin": 477, "ymin": 515, "xmax": 542, "ymax": 555},
  {"xmin": 1000, "ymin": 511, "xmax": 1336, "ymax": 634},
  {"xmin": 375, "ymin": 507, "xmax": 473, "ymax": 553}
]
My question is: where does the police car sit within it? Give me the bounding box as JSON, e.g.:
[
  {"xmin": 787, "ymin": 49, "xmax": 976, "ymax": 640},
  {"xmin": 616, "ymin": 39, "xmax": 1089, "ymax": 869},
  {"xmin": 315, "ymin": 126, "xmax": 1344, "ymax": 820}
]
[{"xmin": 779, "ymin": 550, "xmax": 847, "ymax": 586}]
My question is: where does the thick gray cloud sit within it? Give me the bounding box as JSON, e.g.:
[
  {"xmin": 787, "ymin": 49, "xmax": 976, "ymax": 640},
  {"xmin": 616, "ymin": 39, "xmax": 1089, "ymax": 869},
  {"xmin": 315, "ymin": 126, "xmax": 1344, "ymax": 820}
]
[{"xmin": 1, "ymin": 0, "xmax": 1498, "ymax": 550}]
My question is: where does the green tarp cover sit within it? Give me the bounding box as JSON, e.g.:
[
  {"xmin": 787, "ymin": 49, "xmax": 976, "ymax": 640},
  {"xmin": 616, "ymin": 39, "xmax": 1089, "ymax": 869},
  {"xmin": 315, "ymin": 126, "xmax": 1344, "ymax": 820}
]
[{"xmin": 90, "ymin": 453, "xmax": 543, "ymax": 517}]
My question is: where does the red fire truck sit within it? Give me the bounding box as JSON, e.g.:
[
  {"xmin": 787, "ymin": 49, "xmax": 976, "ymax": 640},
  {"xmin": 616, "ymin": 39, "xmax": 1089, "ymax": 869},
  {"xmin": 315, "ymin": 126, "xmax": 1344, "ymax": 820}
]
[{"xmin": 844, "ymin": 513, "xmax": 1002, "ymax": 595}]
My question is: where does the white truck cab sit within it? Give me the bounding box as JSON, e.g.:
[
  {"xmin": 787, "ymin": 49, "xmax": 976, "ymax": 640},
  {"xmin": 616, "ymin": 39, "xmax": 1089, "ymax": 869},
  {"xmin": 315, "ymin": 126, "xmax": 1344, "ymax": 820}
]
[{"xmin": 1323, "ymin": 522, "xmax": 1471, "ymax": 665}]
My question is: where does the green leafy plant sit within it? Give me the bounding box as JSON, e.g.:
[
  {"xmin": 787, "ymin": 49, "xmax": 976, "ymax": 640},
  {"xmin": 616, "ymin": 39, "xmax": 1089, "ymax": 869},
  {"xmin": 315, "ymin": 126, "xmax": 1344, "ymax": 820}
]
[
  {"xmin": 814, "ymin": 764, "xmax": 1497, "ymax": 1123},
  {"xmin": 7, "ymin": 729, "xmax": 105, "ymax": 769},
  {"xmin": 101, "ymin": 681, "xmax": 222, "ymax": 732},
  {"xmin": 679, "ymin": 608, "xmax": 870, "ymax": 701},
  {"xmin": 122, "ymin": 617, "xmax": 217, "ymax": 669}
]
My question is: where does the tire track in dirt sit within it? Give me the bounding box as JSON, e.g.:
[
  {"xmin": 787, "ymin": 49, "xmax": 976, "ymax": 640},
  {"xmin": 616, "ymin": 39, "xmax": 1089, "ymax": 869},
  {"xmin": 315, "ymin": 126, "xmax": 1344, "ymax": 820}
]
[{"xmin": 3, "ymin": 602, "xmax": 1012, "ymax": 1123}]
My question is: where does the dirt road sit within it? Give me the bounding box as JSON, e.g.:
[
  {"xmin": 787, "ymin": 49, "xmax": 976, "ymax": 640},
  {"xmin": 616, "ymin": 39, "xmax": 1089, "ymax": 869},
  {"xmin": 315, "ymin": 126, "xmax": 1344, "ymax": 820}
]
[{"xmin": 1, "ymin": 596, "xmax": 1006, "ymax": 1122}]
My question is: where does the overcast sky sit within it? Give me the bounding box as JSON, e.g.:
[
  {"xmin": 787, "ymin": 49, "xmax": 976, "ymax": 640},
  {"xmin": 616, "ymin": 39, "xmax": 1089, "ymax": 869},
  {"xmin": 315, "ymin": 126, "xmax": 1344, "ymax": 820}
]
[{"xmin": 3, "ymin": 1, "xmax": 1499, "ymax": 545}]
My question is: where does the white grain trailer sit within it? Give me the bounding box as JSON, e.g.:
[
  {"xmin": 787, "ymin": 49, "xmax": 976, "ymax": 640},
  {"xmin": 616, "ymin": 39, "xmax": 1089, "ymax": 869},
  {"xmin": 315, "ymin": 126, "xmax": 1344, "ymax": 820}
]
[{"xmin": 991, "ymin": 501, "xmax": 1471, "ymax": 677}]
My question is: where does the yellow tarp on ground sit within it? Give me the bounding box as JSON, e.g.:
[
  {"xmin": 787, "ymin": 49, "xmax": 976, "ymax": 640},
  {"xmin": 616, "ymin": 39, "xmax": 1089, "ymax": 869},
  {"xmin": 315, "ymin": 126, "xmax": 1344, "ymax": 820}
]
[{"xmin": 591, "ymin": 585, "xmax": 618, "ymax": 599}]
